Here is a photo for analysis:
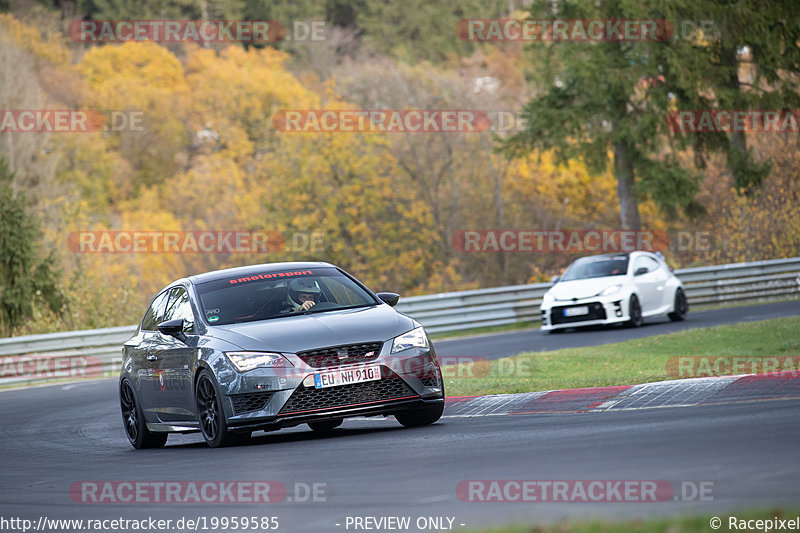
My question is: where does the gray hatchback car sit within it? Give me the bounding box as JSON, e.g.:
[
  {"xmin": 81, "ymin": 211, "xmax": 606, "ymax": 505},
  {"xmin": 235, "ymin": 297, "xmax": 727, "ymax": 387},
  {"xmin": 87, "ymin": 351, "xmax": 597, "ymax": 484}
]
[{"xmin": 119, "ymin": 262, "xmax": 445, "ymax": 448}]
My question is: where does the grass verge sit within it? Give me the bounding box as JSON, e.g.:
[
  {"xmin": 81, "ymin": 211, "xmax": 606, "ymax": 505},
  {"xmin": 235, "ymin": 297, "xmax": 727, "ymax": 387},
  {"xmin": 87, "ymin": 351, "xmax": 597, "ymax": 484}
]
[{"xmin": 442, "ymin": 316, "xmax": 800, "ymax": 397}]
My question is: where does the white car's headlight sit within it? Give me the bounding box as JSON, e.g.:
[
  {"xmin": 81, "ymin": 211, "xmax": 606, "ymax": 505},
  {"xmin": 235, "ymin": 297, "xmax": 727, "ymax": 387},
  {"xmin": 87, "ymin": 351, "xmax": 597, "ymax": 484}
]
[
  {"xmin": 542, "ymin": 292, "xmax": 555, "ymax": 305},
  {"xmin": 391, "ymin": 326, "xmax": 428, "ymax": 353},
  {"xmin": 225, "ymin": 352, "xmax": 293, "ymax": 372},
  {"xmin": 600, "ymin": 284, "xmax": 622, "ymax": 296}
]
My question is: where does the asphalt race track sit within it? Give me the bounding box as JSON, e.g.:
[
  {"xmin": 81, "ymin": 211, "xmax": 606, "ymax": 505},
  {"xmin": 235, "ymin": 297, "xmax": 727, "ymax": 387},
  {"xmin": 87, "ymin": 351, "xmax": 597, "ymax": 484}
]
[
  {"xmin": 1, "ymin": 300, "xmax": 799, "ymax": 533},
  {"xmin": 435, "ymin": 300, "xmax": 800, "ymax": 360}
]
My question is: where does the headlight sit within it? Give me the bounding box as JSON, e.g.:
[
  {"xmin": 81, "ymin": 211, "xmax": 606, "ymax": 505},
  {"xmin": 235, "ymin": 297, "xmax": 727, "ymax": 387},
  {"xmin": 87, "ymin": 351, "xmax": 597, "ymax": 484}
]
[
  {"xmin": 391, "ymin": 326, "xmax": 428, "ymax": 353},
  {"xmin": 600, "ymin": 284, "xmax": 622, "ymax": 296},
  {"xmin": 225, "ymin": 352, "xmax": 293, "ymax": 372},
  {"xmin": 542, "ymin": 292, "xmax": 555, "ymax": 305}
]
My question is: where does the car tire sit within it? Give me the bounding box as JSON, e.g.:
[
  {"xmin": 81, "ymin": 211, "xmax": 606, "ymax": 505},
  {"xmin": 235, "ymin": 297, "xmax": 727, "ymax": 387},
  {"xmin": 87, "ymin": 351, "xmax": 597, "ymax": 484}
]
[
  {"xmin": 120, "ymin": 379, "xmax": 168, "ymax": 449},
  {"xmin": 395, "ymin": 401, "xmax": 444, "ymax": 427},
  {"xmin": 668, "ymin": 288, "xmax": 688, "ymax": 321},
  {"xmin": 308, "ymin": 419, "xmax": 343, "ymax": 432},
  {"xmin": 627, "ymin": 294, "xmax": 644, "ymax": 328},
  {"xmin": 195, "ymin": 369, "xmax": 240, "ymax": 448}
]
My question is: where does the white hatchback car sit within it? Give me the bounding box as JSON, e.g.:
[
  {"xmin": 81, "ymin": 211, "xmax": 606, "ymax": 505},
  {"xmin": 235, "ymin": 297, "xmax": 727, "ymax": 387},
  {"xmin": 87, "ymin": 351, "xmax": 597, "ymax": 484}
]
[{"xmin": 540, "ymin": 251, "xmax": 687, "ymax": 332}]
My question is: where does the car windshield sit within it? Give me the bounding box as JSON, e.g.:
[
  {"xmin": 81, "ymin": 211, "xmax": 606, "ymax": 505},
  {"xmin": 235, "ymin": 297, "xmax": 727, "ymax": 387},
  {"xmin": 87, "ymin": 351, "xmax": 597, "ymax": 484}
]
[
  {"xmin": 561, "ymin": 256, "xmax": 629, "ymax": 281},
  {"xmin": 194, "ymin": 267, "xmax": 377, "ymax": 325}
]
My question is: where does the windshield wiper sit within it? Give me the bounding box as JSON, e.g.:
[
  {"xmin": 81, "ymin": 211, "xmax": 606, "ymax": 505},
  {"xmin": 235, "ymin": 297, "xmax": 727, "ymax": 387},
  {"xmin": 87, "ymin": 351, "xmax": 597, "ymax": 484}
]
[{"xmin": 298, "ymin": 303, "xmax": 375, "ymax": 316}]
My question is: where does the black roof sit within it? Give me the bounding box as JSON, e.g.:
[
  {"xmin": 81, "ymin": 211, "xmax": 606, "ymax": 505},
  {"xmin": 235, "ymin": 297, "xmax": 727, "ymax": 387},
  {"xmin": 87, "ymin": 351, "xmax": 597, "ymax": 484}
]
[
  {"xmin": 187, "ymin": 262, "xmax": 335, "ymax": 284},
  {"xmin": 575, "ymin": 252, "xmax": 631, "ymax": 261}
]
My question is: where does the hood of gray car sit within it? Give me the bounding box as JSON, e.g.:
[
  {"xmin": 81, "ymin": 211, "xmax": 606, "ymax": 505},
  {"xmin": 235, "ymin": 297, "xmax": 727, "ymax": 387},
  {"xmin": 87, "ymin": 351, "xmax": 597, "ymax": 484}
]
[{"xmin": 208, "ymin": 304, "xmax": 416, "ymax": 353}]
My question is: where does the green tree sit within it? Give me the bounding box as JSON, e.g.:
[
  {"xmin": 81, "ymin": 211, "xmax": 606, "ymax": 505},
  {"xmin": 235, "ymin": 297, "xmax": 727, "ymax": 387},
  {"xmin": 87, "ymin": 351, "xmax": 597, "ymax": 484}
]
[
  {"xmin": 507, "ymin": 0, "xmax": 800, "ymax": 229},
  {"xmin": 354, "ymin": 0, "xmax": 508, "ymax": 63},
  {"xmin": 75, "ymin": 0, "xmax": 243, "ymax": 19},
  {"xmin": 654, "ymin": 0, "xmax": 800, "ymax": 193},
  {"xmin": 0, "ymin": 159, "xmax": 65, "ymax": 335},
  {"xmin": 505, "ymin": 0, "xmax": 709, "ymax": 230}
]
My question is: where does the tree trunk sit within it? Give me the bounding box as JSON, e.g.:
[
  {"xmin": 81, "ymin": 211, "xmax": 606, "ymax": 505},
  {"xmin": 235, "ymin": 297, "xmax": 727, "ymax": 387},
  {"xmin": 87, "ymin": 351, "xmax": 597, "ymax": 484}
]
[
  {"xmin": 484, "ymin": 138, "xmax": 507, "ymax": 284},
  {"xmin": 614, "ymin": 141, "xmax": 641, "ymax": 230},
  {"xmin": 721, "ymin": 40, "xmax": 753, "ymax": 189}
]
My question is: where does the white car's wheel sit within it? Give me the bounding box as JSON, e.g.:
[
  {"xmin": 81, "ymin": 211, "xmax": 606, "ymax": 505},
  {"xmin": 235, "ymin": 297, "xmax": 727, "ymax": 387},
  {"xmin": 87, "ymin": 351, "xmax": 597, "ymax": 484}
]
[
  {"xmin": 668, "ymin": 288, "xmax": 688, "ymax": 321},
  {"xmin": 627, "ymin": 294, "xmax": 644, "ymax": 327}
]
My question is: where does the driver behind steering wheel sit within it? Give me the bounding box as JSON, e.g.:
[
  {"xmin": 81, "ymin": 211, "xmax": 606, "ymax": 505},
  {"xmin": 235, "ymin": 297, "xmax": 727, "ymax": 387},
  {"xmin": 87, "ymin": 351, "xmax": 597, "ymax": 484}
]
[{"xmin": 284, "ymin": 278, "xmax": 321, "ymax": 313}]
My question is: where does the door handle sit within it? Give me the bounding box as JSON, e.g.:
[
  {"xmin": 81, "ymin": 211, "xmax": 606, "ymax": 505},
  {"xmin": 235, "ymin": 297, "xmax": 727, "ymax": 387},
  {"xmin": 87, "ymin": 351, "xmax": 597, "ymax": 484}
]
[{"xmin": 146, "ymin": 354, "xmax": 158, "ymax": 362}]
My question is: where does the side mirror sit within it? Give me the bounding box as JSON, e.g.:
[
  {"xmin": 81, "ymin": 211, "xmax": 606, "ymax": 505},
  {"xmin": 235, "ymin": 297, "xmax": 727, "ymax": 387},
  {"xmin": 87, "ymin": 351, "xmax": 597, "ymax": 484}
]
[
  {"xmin": 157, "ymin": 318, "xmax": 188, "ymax": 343},
  {"xmin": 634, "ymin": 267, "xmax": 648, "ymax": 276},
  {"xmin": 376, "ymin": 292, "xmax": 400, "ymax": 307},
  {"xmin": 551, "ymin": 276, "xmax": 560, "ymax": 283}
]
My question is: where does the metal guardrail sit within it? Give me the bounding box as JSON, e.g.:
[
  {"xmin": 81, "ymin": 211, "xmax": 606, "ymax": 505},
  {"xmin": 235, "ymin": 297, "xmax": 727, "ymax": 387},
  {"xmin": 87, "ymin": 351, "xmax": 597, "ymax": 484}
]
[
  {"xmin": 0, "ymin": 325, "xmax": 135, "ymax": 388},
  {"xmin": 2, "ymin": 257, "xmax": 799, "ymax": 388}
]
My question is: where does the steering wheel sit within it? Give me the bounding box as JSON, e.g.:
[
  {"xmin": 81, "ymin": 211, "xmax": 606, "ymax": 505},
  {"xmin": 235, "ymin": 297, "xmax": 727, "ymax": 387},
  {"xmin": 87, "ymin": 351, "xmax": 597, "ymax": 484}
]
[{"xmin": 300, "ymin": 301, "xmax": 336, "ymax": 312}]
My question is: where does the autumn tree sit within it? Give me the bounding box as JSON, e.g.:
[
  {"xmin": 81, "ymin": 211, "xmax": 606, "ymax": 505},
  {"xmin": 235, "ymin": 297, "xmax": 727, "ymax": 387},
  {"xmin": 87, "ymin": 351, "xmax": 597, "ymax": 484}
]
[
  {"xmin": 77, "ymin": 42, "xmax": 191, "ymax": 191},
  {"xmin": 0, "ymin": 14, "xmax": 71, "ymax": 202},
  {"xmin": 257, "ymin": 93, "xmax": 455, "ymax": 294}
]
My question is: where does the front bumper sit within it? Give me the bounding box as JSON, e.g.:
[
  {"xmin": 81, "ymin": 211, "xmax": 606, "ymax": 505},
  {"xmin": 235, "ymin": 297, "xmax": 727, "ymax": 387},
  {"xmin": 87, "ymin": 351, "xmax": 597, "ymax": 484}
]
[
  {"xmin": 540, "ymin": 296, "xmax": 630, "ymax": 331},
  {"xmin": 219, "ymin": 344, "xmax": 444, "ymax": 430},
  {"xmin": 228, "ymin": 397, "xmax": 443, "ymax": 432}
]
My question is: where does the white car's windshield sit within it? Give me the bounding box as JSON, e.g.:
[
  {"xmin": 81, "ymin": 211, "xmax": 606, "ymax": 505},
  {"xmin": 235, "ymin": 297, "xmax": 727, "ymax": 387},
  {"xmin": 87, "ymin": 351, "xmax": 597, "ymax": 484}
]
[{"xmin": 561, "ymin": 256, "xmax": 629, "ymax": 281}]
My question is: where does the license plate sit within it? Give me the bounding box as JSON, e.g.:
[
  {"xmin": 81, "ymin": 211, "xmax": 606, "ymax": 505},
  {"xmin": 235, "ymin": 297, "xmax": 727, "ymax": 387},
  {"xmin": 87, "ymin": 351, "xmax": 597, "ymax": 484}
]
[
  {"xmin": 564, "ymin": 306, "xmax": 589, "ymax": 317},
  {"xmin": 313, "ymin": 365, "xmax": 381, "ymax": 389}
]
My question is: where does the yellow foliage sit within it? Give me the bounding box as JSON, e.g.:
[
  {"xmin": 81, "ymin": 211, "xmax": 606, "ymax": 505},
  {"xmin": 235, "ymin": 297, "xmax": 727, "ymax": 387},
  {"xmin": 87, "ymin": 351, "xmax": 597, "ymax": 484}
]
[{"xmin": 0, "ymin": 14, "xmax": 70, "ymax": 66}]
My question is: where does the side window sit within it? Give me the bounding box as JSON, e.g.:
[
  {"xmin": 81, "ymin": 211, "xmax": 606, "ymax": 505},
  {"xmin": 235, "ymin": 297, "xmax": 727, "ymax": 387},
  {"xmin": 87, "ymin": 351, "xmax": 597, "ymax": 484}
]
[
  {"xmin": 634, "ymin": 256, "xmax": 659, "ymax": 273},
  {"xmin": 163, "ymin": 287, "xmax": 195, "ymax": 332},
  {"xmin": 141, "ymin": 290, "xmax": 170, "ymax": 331},
  {"xmin": 643, "ymin": 256, "xmax": 660, "ymax": 272}
]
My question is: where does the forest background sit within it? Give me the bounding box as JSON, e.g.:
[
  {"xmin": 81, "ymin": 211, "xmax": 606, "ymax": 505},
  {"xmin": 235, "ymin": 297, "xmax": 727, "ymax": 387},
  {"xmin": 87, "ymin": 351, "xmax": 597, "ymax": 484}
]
[{"xmin": 0, "ymin": 0, "xmax": 798, "ymax": 336}]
